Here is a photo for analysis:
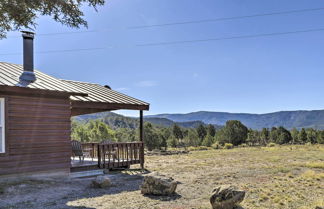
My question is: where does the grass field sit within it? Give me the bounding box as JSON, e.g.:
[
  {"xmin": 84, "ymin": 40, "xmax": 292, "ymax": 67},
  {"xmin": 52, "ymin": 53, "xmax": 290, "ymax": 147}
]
[{"xmin": 0, "ymin": 145, "xmax": 323, "ymax": 209}]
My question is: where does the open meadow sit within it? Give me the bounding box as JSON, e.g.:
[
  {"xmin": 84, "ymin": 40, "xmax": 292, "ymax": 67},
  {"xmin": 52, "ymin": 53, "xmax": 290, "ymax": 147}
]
[{"xmin": 0, "ymin": 145, "xmax": 323, "ymax": 209}]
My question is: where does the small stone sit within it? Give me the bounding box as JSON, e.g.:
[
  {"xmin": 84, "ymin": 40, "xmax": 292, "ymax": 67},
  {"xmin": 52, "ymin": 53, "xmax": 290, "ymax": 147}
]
[
  {"xmin": 141, "ymin": 172, "xmax": 177, "ymax": 196},
  {"xmin": 91, "ymin": 176, "xmax": 111, "ymax": 188},
  {"xmin": 210, "ymin": 185, "xmax": 245, "ymax": 209}
]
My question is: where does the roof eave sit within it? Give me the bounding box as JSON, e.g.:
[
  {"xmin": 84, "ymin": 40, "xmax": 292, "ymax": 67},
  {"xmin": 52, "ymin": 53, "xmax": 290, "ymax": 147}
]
[
  {"xmin": 71, "ymin": 100, "xmax": 150, "ymax": 111},
  {"xmin": 0, "ymin": 85, "xmax": 88, "ymax": 97}
]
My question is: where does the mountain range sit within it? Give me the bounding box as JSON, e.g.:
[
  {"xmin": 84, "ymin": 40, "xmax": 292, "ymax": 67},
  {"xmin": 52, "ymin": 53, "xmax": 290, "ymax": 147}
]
[
  {"xmin": 74, "ymin": 112, "xmax": 221, "ymax": 129},
  {"xmin": 147, "ymin": 110, "xmax": 324, "ymax": 130},
  {"xmin": 75, "ymin": 109, "xmax": 324, "ymax": 130}
]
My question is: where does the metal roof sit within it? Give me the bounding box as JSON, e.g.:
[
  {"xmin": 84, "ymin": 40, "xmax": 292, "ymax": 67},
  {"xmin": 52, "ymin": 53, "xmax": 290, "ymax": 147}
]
[
  {"xmin": 0, "ymin": 62, "xmax": 84, "ymax": 95},
  {"xmin": 61, "ymin": 79, "xmax": 149, "ymax": 107},
  {"xmin": 0, "ymin": 62, "xmax": 149, "ymax": 109}
]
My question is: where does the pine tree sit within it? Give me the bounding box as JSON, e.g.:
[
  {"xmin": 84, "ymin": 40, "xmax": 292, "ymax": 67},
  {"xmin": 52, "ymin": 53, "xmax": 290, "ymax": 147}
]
[
  {"xmin": 202, "ymin": 134, "xmax": 214, "ymax": 147},
  {"xmin": 207, "ymin": 124, "xmax": 216, "ymax": 137},
  {"xmin": 196, "ymin": 124, "xmax": 207, "ymax": 144},
  {"xmin": 298, "ymin": 128, "xmax": 307, "ymax": 144}
]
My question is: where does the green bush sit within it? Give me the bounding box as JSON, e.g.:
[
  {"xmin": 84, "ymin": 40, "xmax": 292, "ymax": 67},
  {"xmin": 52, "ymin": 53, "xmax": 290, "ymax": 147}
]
[
  {"xmin": 223, "ymin": 143, "xmax": 233, "ymax": 149},
  {"xmin": 267, "ymin": 142, "xmax": 276, "ymax": 147},
  {"xmin": 212, "ymin": 142, "xmax": 221, "ymax": 149}
]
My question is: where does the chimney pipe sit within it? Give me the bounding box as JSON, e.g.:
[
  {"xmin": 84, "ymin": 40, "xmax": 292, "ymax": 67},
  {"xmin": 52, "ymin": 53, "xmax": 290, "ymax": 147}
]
[{"xmin": 19, "ymin": 31, "xmax": 36, "ymax": 84}]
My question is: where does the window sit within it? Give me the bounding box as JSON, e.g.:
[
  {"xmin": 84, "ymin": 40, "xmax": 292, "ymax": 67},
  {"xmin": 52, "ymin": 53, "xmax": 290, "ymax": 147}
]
[{"xmin": 0, "ymin": 98, "xmax": 4, "ymax": 153}]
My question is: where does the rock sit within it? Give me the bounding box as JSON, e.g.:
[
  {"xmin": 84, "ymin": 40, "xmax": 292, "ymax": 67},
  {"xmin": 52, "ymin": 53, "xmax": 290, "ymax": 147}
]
[
  {"xmin": 141, "ymin": 172, "xmax": 177, "ymax": 195},
  {"xmin": 103, "ymin": 169, "xmax": 110, "ymax": 174},
  {"xmin": 91, "ymin": 176, "xmax": 111, "ymax": 188},
  {"xmin": 315, "ymin": 207, "xmax": 324, "ymax": 209},
  {"xmin": 210, "ymin": 185, "xmax": 245, "ymax": 209}
]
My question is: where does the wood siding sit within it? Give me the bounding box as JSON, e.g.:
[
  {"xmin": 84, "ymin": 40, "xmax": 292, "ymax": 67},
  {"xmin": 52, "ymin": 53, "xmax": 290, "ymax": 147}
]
[{"xmin": 0, "ymin": 94, "xmax": 71, "ymax": 176}]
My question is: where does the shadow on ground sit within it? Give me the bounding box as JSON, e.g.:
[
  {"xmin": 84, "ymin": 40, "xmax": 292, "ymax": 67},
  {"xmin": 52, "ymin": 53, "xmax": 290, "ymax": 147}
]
[
  {"xmin": 143, "ymin": 193, "xmax": 182, "ymax": 201},
  {"xmin": 0, "ymin": 169, "xmax": 153, "ymax": 209}
]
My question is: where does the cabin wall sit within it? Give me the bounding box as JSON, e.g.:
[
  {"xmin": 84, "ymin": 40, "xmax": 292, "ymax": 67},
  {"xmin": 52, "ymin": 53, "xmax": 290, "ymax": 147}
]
[{"xmin": 0, "ymin": 93, "xmax": 71, "ymax": 176}]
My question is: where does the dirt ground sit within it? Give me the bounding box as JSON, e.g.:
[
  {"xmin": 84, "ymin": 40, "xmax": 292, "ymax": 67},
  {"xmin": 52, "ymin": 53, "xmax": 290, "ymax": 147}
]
[{"xmin": 0, "ymin": 145, "xmax": 323, "ymax": 209}]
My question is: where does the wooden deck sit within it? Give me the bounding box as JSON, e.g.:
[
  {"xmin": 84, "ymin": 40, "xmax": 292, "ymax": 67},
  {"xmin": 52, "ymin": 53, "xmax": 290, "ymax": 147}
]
[{"xmin": 71, "ymin": 142, "xmax": 144, "ymax": 172}]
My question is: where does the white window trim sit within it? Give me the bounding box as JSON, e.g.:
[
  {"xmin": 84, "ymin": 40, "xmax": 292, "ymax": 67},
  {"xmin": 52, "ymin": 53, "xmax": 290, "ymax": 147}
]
[{"xmin": 0, "ymin": 98, "xmax": 5, "ymax": 153}]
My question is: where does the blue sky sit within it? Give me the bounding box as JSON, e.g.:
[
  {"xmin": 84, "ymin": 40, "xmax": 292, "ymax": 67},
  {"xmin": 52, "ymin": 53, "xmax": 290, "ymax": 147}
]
[{"xmin": 1, "ymin": 0, "xmax": 324, "ymax": 116}]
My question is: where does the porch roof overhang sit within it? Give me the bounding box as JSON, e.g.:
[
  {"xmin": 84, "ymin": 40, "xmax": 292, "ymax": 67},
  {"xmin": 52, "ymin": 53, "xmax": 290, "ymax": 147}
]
[
  {"xmin": 71, "ymin": 100, "xmax": 149, "ymax": 116},
  {"xmin": 61, "ymin": 80, "xmax": 150, "ymax": 116}
]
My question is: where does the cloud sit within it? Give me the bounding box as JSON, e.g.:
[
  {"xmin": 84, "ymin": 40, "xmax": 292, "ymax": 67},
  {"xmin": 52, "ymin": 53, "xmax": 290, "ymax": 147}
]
[{"xmin": 136, "ymin": 80, "xmax": 158, "ymax": 87}]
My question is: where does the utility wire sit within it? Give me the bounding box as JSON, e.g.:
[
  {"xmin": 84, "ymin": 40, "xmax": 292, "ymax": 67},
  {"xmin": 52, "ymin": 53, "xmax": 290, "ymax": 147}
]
[
  {"xmin": 6, "ymin": 7, "xmax": 324, "ymax": 38},
  {"xmin": 1, "ymin": 27, "xmax": 324, "ymax": 56},
  {"xmin": 130, "ymin": 7, "xmax": 324, "ymax": 29},
  {"xmin": 136, "ymin": 28, "xmax": 324, "ymax": 47}
]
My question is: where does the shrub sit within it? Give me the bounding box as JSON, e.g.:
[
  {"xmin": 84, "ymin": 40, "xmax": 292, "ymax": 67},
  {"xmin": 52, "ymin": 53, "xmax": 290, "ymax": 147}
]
[
  {"xmin": 239, "ymin": 143, "xmax": 248, "ymax": 148},
  {"xmin": 223, "ymin": 143, "xmax": 233, "ymax": 149},
  {"xmin": 197, "ymin": 146, "xmax": 209, "ymax": 150},
  {"xmin": 212, "ymin": 142, "xmax": 221, "ymax": 149},
  {"xmin": 187, "ymin": 146, "xmax": 209, "ymax": 151},
  {"xmin": 267, "ymin": 142, "xmax": 276, "ymax": 147}
]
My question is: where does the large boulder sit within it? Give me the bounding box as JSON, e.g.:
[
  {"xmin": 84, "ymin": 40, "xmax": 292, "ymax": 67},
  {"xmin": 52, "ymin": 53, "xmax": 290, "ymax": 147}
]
[
  {"xmin": 141, "ymin": 172, "xmax": 177, "ymax": 195},
  {"xmin": 210, "ymin": 185, "xmax": 245, "ymax": 209},
  {"xmin": 91, "ymin": 176, "xmax": 111, "ymax": 188}
]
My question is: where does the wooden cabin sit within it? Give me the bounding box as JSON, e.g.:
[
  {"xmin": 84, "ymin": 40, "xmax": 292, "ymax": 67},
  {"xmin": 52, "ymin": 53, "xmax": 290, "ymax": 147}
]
[{"xmin": 0, "ymin": 32, "xmax": 149, "ymax": 177}]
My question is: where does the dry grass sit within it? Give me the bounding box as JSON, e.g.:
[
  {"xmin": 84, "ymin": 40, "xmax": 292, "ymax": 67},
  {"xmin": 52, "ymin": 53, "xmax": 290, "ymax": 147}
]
[
  {"xmin": 68, "ymin": 145, "xmax": 324, "ymax": 209},
  {"xmin": 0, "ymin": 145, "xmax": 323, "ymax": 209}
]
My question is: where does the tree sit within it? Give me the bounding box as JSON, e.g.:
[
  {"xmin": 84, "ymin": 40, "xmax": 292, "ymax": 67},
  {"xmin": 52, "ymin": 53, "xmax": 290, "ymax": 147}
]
[
  {"xmin": 246, "ymin": 129, "xmax": 259, "ymax": 146},
  {"xmin": 202, "ymin": 133, "xmax": 214, "ymax": 147},
  {"xmin": 207, "ymin": 124, "xmax": 216, "ymax": 137},
  {"xmin": 306, "ymin": 128, "xmax": 317, "ymax": 144},
  {"xmin": 299, "ymin": 128, "xmax": 307, "ymax": 144},
  {"xmin": 71, "ymin": 121, "xmax": 91, "ymax": 142},
  {"xmin": 87, "ymin": 120, "xmax": 115, "ymax": 142},
  {"xmin": 316, "ymin": 131, "xmax": 324, "ymax": 144},
  {"xmin": 290, "ymin": 128, "xmax": 299, "ymax": 144},
  {"xmin": 260, "ymin": 128, "xmax": 269, "ymax": 145},
  {"xmin": 270, "ymin": 127, "xmax": 278, "ymax": 143},
  {"xmin": 218, "ymin": 120, "xmax": 248, "ymax": 146},
  {"xmin": 276, "ymin": 126, "xmax": 292, "ymax": 144},
  {"xmin": 167, "ymin": 135, "xmax": 178, "ymax": 148},
  {"xmin": 196, "ymin": 124, "xmax": 207, "ymax": 143},
  {"xmin": 160, "ymin": 128, "xmax": 171, "ymax": 150},
  {"xmin": 184, "ymin": 129, "xmax": 200, "ymax": 147},
  {"xmin": 0, "ymin": 0, "xmax": 105, "ymax": 38},
  {"xmin": 143, "ymin": 123, "xmax": 161, "ymax": 151},
  {"xmin": 172, "ymin": 124, "xmax": 183, "ymax": 139}
]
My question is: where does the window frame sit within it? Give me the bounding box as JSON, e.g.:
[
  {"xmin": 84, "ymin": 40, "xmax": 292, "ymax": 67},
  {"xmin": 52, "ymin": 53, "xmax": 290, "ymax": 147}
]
[{"xmin": 0, "ymin": 98, "xmax": 5, "ymax": 154}]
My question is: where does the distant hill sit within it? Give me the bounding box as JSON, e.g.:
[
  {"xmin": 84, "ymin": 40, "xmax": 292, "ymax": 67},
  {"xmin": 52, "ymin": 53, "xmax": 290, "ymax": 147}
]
[
  {"xmin": 74, "ymin": 112, "xmax": 219, "ymax": 129},
  {"xmin": 146, "ymin": 110, "xmax": 324, "ymax": 130},
  {"xmin": 145, "ymin": 117, "xmax": 222, "ymax": 129}
]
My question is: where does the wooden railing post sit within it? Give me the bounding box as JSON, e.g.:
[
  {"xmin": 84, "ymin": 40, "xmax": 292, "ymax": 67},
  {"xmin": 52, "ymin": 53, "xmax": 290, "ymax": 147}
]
[
  {"xmin": 140, "ymin": 110, "xmax": 144, "ymax": 169},
  {"xmin": 97, "ymin": 144, "xmax": 101, "ymax": 168}
]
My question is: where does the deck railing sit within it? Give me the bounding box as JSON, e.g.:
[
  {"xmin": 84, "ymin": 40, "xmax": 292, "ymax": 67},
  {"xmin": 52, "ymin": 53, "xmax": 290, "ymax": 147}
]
[
  {"xmin": 79, "ymin": 142, "xmax": 144, "ymax": 169},
  {"xmin": 99, "ymin": 142, "xmax": 144, "ymax": 169}
]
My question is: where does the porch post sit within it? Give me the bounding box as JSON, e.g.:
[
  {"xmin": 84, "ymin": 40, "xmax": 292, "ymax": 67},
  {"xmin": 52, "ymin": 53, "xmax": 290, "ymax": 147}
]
[{"xmin": 139, "ymin": 110, "xmax": 144, "ymax": 169}]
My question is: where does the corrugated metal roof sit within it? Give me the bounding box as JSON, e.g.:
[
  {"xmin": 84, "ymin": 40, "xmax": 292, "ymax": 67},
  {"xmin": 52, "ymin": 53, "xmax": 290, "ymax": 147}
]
[
  {"xmin": 0, "ymin": 62, "xmax": 149, "ymax": 109},
  {"xmin": 61, "ymin": 79, "xmax": 149, "ymax": 107},
  {"xmin": 0, "ymin": 62, "xmax": 84, "ymax": 95}
]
